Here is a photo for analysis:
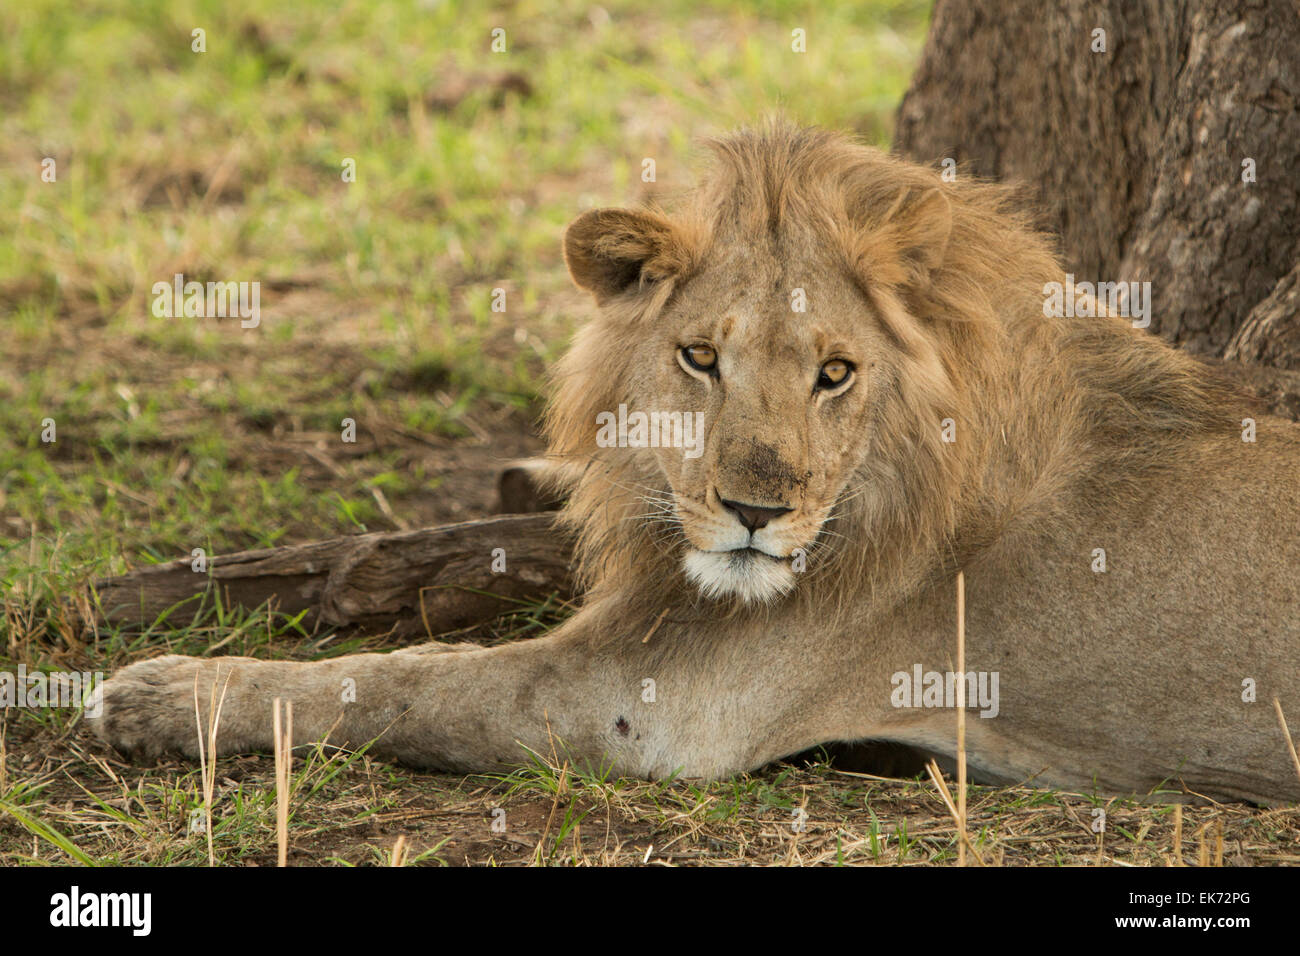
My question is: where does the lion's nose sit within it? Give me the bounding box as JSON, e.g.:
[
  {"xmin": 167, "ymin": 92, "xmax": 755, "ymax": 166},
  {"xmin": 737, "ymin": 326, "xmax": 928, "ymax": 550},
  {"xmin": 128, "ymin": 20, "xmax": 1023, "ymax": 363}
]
[{"xmin": 718, "ymin": 496, "xmax": 793, "ymax": 533}]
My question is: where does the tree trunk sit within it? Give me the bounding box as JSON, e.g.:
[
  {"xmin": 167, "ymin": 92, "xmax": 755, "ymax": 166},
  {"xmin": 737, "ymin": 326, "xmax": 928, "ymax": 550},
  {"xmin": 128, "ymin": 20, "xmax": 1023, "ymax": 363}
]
[{"xmin": 894, "ymin": 0, "xmax": 1300, "ymax": 356}]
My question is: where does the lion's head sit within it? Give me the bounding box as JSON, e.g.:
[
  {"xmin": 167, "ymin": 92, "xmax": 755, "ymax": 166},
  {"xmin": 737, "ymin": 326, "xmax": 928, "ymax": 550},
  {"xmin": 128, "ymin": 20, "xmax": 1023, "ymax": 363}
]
[{"xmin": 544, "ymin": 121, "xmax": 1229, "ymax": 608}]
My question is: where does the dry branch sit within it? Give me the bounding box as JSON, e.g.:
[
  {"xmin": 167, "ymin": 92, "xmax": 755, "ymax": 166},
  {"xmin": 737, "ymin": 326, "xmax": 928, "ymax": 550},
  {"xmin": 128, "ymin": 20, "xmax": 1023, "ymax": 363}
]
[{"xmin": 93, "ymin": 514, "xmax": 574, "ymax": 638}]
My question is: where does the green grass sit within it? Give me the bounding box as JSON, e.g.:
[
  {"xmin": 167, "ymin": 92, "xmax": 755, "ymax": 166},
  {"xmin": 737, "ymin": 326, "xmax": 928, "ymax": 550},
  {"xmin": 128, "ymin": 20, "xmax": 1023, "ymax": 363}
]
[{"xmin": 0, "ymin": 0, "xmax": 930, "ymax": 583}]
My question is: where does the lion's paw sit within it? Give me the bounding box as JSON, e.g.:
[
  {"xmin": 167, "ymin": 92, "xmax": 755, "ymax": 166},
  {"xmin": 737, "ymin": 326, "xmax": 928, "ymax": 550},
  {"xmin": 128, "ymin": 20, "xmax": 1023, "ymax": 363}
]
[{"xmin": 85, "ymin": 655, "xmax": 233, "ymax": 760}]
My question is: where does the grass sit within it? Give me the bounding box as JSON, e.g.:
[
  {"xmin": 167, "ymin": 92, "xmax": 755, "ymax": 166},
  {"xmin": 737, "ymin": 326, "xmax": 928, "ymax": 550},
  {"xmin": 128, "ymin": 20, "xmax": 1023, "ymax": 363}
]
[
  {"xmin": 1, "ymin": 0, "xmax": 930, "ymax": 580},
  {"xmin": 8, "ymin": 721, "xmax": 1298, "ymax": 866},
  {"xmin": 3, "ymin": 0, "xmax": 1296, "ymax": 866}
]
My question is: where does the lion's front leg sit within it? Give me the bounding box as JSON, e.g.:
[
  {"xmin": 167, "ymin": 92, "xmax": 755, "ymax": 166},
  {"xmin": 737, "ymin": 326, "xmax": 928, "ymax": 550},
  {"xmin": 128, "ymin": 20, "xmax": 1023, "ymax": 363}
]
[
  {"xmin": 87, "ymin": 620, "xmax": 646, "ymax": 772},
  {"xmin": 87, "ymin": 652, "xmax": 437, "ymax": 761},
  {"xmin": 89, "ymin": 599, "xmax": 874, "ymax": 779}
]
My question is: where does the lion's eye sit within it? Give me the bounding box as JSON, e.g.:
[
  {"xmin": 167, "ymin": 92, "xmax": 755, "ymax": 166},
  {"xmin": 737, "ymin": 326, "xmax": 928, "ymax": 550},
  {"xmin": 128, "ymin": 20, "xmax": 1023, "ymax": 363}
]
[
  {"xmin": 816, "ymin": 359, "xmax": 853, "ymax": 391},
  {"xmin": 681, "ymin": 344, "xmax": 717, "ymax": 373}
]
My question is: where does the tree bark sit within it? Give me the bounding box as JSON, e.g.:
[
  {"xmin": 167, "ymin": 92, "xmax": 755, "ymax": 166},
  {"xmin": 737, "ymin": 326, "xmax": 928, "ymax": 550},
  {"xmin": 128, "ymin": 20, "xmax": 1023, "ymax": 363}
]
[
  {"xmin": 894, "ymin": 0, "xmax": 1300, "ymax": 356},
  {"xmin": 93, "ymin": 514, "xmax": 574, "ymax": 638},
  {"xmin": 1225, "ymin": 259, "xmax": 1300, "ymax": 369}
]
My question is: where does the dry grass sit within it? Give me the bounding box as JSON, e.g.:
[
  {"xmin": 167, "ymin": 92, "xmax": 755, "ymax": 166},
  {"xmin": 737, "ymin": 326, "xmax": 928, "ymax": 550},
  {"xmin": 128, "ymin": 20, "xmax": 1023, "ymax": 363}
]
[{"xmin": 4, "ymin": 720, "xmax": 1299, "ymax": 866}]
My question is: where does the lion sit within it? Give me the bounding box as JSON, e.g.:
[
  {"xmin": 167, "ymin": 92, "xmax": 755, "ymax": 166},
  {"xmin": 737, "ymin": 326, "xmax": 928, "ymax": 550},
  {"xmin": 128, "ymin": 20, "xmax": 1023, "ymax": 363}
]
[{"xmin": 89, "ymin": 122, "xmax": 1300, "ymax": 804}]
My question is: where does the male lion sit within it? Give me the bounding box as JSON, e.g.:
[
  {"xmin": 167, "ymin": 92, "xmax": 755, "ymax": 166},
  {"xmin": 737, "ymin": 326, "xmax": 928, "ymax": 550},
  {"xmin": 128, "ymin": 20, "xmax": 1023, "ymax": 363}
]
[{"xmin": 90, "ymin": 123, "xmax": 1300, "ymax": 804}]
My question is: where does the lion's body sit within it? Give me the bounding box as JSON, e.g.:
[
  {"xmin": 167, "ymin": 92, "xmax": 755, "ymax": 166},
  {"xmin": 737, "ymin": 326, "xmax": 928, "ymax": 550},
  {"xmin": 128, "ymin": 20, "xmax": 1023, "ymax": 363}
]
[
  {"xmin": 92, "ymin": 123, "xmax": 1300, "ymax": 804},
  {"xmin": 895, "ymin": 433, "xmax": 1300, "ymax": 802}
]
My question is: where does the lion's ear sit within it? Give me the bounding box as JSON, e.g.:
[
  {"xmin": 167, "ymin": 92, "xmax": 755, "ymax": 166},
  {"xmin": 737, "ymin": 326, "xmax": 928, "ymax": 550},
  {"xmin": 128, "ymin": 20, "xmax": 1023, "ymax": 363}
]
[
  {"xmin": 851, "ymin": 186, "xmax": 953, "ymax": 288},
  {"xmin": 564, "ymin": 208, "xmax": 688, "ymax": 305},
  {"xmin": 878, "ymin": 187, "xmax": 952, "ymax": 278},
  {"xmin": 891, "ymin": 187, "xmax": 951, "ymax": 274}
]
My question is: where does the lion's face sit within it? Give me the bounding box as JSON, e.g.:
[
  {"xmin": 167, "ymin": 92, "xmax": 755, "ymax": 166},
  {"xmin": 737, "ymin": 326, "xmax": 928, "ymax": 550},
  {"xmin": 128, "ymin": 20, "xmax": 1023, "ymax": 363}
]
[
  {"xmin": 630, "ymin": 250, "xmax": 889, "ymax": 603},
  {"xmin": 555, "ymin": 128, "xmax": 957, "ymax": 605}
]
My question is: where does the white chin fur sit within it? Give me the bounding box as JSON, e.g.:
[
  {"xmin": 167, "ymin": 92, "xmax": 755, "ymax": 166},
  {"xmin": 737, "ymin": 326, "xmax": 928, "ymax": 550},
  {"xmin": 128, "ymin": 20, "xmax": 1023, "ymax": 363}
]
[{"xmin": 683, "ymin": 549, "xmax": 796, "ymax": 604}]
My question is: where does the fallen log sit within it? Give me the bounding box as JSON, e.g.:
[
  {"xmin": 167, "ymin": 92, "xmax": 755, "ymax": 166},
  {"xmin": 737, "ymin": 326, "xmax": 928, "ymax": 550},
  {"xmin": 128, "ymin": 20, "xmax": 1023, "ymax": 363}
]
[{"xmin": 93, "ymin": 514, "xmax": 575, "ymax": 638}]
